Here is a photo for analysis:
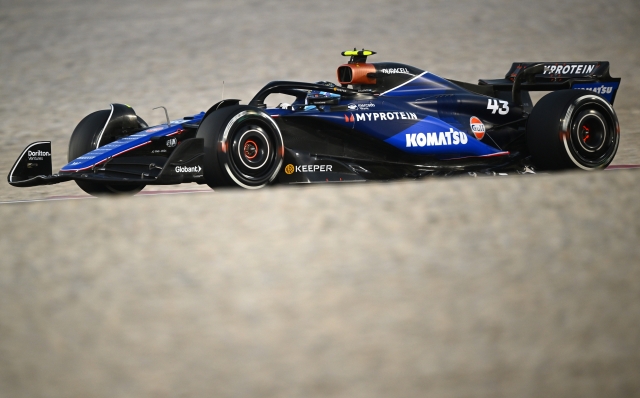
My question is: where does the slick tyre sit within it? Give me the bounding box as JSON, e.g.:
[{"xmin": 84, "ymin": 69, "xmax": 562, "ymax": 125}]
[
  {"xmin": 196, "ymin": 105, "xmax": 284, "ymax": 189},
  {"xmin": 526, "ymin": 90, "xmax": 619, "ymax": 170},
  {"xmin": 68, "ymin": 110, "xmax": 146, "ymax": 196}
]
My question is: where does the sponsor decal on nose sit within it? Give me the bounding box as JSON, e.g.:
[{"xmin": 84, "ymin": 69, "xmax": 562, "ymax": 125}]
[
  {"xmin": 175, "ymin": 165, "xmax": 202, "ymax": 173},
  {"xmin": 27, "ymin": 150, "xmax": 51, "ymax": 160},
  {"xmin": 166, "ymin": 137, "xmax": 177, "ymax": 147}
]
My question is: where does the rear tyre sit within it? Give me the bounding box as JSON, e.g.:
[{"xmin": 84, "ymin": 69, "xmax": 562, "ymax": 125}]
[
  {"xmin": 68, "ymin": 110, "xmax": 146, "ymax": 196},
  {"xmin": 196, "ymin": 105, "xmax": 284, "ymax": 189},
  {"xmin": 526, "ymin": 90, "xmax": 619, "ymax": 170}
]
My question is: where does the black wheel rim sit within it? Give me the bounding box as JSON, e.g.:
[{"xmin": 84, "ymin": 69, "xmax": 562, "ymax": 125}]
[
  {"xmin": 566, "ymin": 101, "xmax": 619, "ymax": 169},
  {"xmin": 225, "ymin": 115, "xmax": 281, "ymax": 187},
  {"xmin": 575, "ymin": 112, "xmax": 606, "ymax": 152},
  {"xmin": 231, "ymin": 124, "xmax": 273, "ymax": 174}
]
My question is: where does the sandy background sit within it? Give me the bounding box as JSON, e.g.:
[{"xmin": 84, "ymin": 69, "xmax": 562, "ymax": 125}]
[{"xmin": 1, "ymin": 0, "xmax": 639, "ymax": 397}]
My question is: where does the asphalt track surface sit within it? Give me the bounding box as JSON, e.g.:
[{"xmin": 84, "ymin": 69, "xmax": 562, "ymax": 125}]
[{"xmin": 1, "ymin": 0, "xmax": 640, "ymax": 397}]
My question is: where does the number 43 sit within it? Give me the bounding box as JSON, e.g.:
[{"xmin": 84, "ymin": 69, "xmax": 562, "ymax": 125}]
[{"xmin": 487, "ymin": 99, "xmax": 509, "ymax": 115}]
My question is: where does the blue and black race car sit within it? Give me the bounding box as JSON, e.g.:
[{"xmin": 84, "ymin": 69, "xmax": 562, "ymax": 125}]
[{"xmin": 8, "ymin": 50, "xmax": 621, "ymax": 195}]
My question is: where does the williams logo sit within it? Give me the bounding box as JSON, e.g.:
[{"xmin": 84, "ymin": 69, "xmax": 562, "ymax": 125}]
[
  {"xmin": 166, "ymin": 137, "xmax": 177, "ymax": 147},
  {"xmin": 406, "ymin": 129, "xmax": 468, "ymax": 147}
]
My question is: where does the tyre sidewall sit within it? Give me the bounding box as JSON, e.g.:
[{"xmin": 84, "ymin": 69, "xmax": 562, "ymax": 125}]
[
  {"xmin": 197, "ymin": 105, "xmax": 284, "ymax": 189},
  {"xmin": 68, "ymin": 109, "xmax": 146, "ymax": 196},
  {"xmin": 560, "ymin": 94, "xmax": 619, "ymax": 170},
  {"xmin": 68, "ymin": 110, "xmax": 110, "ymax": 162},
  {"xmin": 526, "ymin": 90, "xmax": 620, "ymax": 170}
]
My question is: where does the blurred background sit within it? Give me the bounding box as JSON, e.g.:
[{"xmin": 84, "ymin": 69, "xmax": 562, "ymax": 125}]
[{"xmin": 1, "ymin": 1, "xmax": 639, "ymax": 397}]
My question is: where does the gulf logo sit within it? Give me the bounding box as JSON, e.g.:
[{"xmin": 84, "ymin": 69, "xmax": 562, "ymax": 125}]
[{"xmin": 470, "ymin": 116, "xmax": 485, "ymax": 140}]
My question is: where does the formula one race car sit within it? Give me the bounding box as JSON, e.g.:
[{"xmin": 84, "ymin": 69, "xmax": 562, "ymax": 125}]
[{"xmin": 8, "ymin": 50, "xmax": 621, "ymax": 195}]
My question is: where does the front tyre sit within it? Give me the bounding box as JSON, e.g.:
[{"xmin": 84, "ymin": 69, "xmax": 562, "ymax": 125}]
[
  {"xmin": 74, "ymin": 180, "xmax": 146, "ymax": 196},
  {"xmin": 68, "ymin": 109, "xmax": 146, "ymax": 196},
  {"xmin": 196, "ymin": 105, "xmax": 284, "ymax": 189},
  {"xmin": 526, "ymin": 90, "xmax": 620, "ymax": 170}
]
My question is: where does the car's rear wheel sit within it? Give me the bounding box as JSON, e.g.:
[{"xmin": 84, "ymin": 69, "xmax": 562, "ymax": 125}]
[
  {"xmin": 526, "ymin": 90, "xmax": 619, "ymax": 170},
  {"xmin": 68, "ymin": 109, "xmax": 147, "ymax": 196},
  {"xmin": 196, "ymin": 105, "xmax": 284, "ymax": 189}
]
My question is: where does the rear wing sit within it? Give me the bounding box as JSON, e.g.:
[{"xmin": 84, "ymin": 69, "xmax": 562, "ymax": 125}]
[{"xmin": 479, "ymin": 61, "xmax": 621, "ymax": 105}]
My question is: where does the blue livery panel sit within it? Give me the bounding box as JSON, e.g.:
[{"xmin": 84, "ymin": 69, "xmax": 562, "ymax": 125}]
[
  {"xmin": 380, "ymin": 72, "xmax": 461, "ymax": 97},
  {"xmin": 60, "ymin": 113, "xmax": 205, "ymax": 172},
  {"xmin": 384, "ymin": 116, "xmax": 506, "ymax": 158}
]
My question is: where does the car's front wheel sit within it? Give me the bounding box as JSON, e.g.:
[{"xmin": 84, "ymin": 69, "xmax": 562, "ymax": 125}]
[
  {"xmin": 68, "ymin": 108, "xmax": 147, "ymax": 196},
  {"xmin": 196, "ymin": 105, "xmax": 284, "ymax": 189}
]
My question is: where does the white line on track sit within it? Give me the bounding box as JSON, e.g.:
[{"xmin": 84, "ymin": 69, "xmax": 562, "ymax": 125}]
[
  {"xmin": 605, "ymin": 164, "xmax": 640, "ymax": 170},
  {"xmin": 1, "ymin": 165, "xmax": 639, "ymax": 205},
  {"xmin": 0, "ymin": 188, "xmax": 214, "ymax": 205}
]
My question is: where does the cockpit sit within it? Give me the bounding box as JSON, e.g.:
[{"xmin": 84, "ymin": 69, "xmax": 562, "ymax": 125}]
[{"xmin": 247, "ymin": 50, "xmax": 424, "ymax": 110}]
